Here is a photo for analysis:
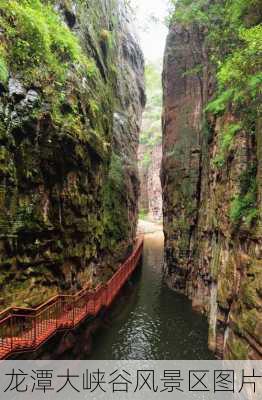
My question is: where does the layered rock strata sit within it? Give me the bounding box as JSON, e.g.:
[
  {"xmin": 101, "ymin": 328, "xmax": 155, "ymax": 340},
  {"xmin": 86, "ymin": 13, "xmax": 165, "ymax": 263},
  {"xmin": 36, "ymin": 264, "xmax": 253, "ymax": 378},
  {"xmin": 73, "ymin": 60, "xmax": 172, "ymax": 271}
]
[
  {"xmin": 162, "ymin": 10, "xmax": 261, "ymax": 359},
  {"xmin": 0, "ymin": 0, "xmax": 144, "ymax": 307}
]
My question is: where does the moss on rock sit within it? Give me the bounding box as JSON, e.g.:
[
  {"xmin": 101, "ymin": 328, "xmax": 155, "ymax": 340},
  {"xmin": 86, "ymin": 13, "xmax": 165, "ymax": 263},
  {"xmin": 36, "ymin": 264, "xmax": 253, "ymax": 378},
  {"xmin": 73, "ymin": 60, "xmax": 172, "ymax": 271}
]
[{"xmin": 0, "ymin": 0, "xmax": 144, "ymax": 307}]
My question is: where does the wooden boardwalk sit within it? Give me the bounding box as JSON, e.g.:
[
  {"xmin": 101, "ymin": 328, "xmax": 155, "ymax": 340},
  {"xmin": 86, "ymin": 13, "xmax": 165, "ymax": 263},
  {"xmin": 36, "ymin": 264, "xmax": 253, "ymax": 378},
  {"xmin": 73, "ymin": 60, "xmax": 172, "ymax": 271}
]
[{"xmin": 0, "ymin": 238, "xmax": 143, "ymax": 359}]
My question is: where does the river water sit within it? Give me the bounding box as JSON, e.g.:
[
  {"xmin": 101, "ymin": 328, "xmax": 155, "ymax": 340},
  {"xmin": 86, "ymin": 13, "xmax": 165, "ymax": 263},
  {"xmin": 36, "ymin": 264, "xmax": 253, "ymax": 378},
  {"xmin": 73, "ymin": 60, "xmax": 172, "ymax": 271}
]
[{"xmin": 88, "ymin": 229, "xmax": 213, "ymax": 360}]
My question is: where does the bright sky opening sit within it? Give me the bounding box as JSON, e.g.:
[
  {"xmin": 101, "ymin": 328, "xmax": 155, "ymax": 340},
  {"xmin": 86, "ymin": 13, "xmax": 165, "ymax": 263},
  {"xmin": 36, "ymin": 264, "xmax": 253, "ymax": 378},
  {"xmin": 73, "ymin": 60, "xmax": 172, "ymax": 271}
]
[{"xmin": 130, "ymin": 0, "xmax": 169, "ymax": 63}]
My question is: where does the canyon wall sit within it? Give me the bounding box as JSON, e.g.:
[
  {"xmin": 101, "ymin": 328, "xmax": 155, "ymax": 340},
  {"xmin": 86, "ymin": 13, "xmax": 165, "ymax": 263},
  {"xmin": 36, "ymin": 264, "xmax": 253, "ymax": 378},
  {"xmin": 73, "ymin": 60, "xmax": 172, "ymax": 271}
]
[
  {"xmin": 162, "ymin": 1, "xmax": 261, "ymax": 359},
  {"xmin": 0, "ymin": 0, "xmax": 144, "ymax": 307}
]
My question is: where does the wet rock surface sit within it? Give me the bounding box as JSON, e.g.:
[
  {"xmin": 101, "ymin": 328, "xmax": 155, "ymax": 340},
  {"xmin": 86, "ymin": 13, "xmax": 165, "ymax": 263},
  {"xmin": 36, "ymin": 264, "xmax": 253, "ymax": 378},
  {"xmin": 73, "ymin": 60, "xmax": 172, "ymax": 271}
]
[
  {"xmin": 162, "ymin": 21, "xmax": 261, "ymax": 359},
  {"xmin": 0, "ymin": 0, "xmax": 144, "ymax": 308}
]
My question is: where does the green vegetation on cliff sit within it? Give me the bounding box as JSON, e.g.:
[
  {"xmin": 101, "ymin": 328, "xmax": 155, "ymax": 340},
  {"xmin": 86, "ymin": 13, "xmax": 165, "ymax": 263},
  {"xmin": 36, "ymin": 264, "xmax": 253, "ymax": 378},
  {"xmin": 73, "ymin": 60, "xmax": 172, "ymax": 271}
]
[
  {"xmin": 0, "ymin": 0, "xmax": 114, "ymax": 165},
  {"xmin": 230, "ymin": 166, "xmax": 258, "ymax": 226},
  {"xmin": 164, "ymin": 0, "xmax": 261, "ymax": 360},
  {"xmin": 170, "ymin": 0, "xmax": 261, "ymax": 114},
  {"xmin": 169, "ymin": 0, "xmax": 261, "ymax": 226},
  {"xmin": 102, "ymin": 152, "xmax": 129, "ymax": 248},
  {"xmin": 0, "ymin": 0, "xmax": 144, "ymax": 307},
  {"xmin": 0, "ymin": 0, "xmax": 95, "ymax": 83}
]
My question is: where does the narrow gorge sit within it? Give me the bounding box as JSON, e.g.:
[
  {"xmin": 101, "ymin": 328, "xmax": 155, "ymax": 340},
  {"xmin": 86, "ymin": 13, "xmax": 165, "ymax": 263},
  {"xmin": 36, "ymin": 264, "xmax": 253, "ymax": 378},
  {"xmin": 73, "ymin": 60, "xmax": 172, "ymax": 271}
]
[
  {"xmin": 0, "ymin": 0, "xmax": 261, "ymax": 362},
  {"xmin": 138, "ymin": 62, "xmax": 163, "ymax": 222}
]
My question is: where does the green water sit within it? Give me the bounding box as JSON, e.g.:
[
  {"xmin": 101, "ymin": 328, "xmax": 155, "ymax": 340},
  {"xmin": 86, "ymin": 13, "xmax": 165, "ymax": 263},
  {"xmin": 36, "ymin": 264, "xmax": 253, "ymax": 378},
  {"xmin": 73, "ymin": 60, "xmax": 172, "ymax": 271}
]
[{"xmin": 88, "ymin": 231, "xmax": 214, "ymax": 360}]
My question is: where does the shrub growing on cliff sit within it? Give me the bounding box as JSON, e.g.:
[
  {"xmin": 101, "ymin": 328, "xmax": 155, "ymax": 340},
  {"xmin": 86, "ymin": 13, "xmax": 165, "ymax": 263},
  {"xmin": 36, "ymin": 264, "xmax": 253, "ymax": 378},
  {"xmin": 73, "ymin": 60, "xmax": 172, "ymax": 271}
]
[
  {"xmin": 230, "ymin": 192, "xmax": 258, "ymax": 226},
  {"xmin": 230, "ymin": 167, "xmax": 258, "ymax": 226},
  {"xmin": 170, "ymin": 0, "xmax": 261, "ymax": 228},
  {"xmin": 0, "ymin": 0, "xmax": 111, "ymax": 156},
  {"xmin": 171, "ymin": 0, "xmax": 261, "ymax": 113},
  {"xmin": 0, "ymin": 46, "xmax": 8, "ymax": 84},
  {"xmin": 0, "ymin": 0, "xmax": 95, "ymax": 84},
  {"xmin": 215, "ymin": 25, "xmax": 262, "ymax": 112},
  {"xmin": 142, "ymin": 152, "xmax": 151, "ymax": 168},
  {"xmin": 212, "ymin": 122, "xmax": 242, "ymax": 167},
  {"xmin": 0, "ymin": 57, "xmax": 8, "ymax": 84}
]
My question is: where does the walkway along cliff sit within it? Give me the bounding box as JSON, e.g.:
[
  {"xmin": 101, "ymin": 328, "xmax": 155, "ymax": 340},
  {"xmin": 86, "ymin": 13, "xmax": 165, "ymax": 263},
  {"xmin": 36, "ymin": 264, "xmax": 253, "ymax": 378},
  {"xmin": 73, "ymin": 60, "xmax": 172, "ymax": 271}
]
[
  {"xmin": 0, "ymin": 1, "xmax": 145, "ymax": 308},
  {"xmin": 162, "ymin": 0, "xmax": 262, "ymax": 359},
  {"xmin": 0, "ymin": 237, "xmax": 143, "ymax": 359}
]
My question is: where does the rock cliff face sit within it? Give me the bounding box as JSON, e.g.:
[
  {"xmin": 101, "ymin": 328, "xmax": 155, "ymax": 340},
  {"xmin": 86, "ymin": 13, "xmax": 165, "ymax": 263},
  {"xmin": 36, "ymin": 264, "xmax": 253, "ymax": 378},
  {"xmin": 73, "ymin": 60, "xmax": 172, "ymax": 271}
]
[
  {"xmin": 162, "ymin": 3, "xmax": 261, "ymax": 359},
  {"xmin": 138, "ymin": 144, "xmax": 150, "ymax": 214},
  {"xmin": 103, "ymin": 7, "xmax": 145, "ymax": 250},
  {"xmin": 0, "ymin": 0, "xmax": 144, "ymax": 307},
  {"xmin": 138, "ymin": 143, "xmax": 162, "ymax": 221}
]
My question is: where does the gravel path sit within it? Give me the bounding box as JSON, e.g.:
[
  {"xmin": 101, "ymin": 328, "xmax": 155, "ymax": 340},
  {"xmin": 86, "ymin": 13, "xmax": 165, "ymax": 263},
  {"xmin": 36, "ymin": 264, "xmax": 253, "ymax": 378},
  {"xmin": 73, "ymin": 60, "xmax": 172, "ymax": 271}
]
[{"xmin": 137, "ymin": 219, "xmax": 163, "ymax": 235}]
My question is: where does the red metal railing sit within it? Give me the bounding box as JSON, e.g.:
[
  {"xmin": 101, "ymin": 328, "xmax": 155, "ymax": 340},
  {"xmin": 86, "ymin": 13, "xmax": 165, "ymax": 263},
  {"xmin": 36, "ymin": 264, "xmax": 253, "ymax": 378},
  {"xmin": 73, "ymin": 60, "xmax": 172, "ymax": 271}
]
[{"xmin": 0, "ymin": 237, "xmax": 143, "ymax": 359}]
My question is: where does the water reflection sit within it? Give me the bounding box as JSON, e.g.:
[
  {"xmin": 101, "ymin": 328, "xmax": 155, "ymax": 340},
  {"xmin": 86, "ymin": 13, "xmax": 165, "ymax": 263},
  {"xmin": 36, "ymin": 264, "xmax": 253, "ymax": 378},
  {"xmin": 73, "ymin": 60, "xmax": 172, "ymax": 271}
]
[{"xmin": 88, "ymin": 231, "xmax": 214, "ymax": 360}]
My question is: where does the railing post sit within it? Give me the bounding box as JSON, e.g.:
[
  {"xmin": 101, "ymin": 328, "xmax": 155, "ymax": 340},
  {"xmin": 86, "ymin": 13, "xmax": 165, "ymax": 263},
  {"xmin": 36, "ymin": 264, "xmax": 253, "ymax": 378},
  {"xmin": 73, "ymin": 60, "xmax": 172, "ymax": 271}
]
[
  {"xmin": 72, "ymin": 297, "xmax": 75, "ymax": 326},
  {"xmin": 34, "ymin": 314, "xmax": 37, "ymax": 345},
  {"xmin": 10, "ymin": 315, "xmax": 13, "ymax": 350},
  {"xmin": 105, "ymin": 284, "xmax": 108, "ymax": 307},
  {"xmin": 55, "ymin": 298, "xmax": 58, "ymax": 329},
  {"xmin": 85, "ymin": 293, "xmax": 88, "ymax": 315}
]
